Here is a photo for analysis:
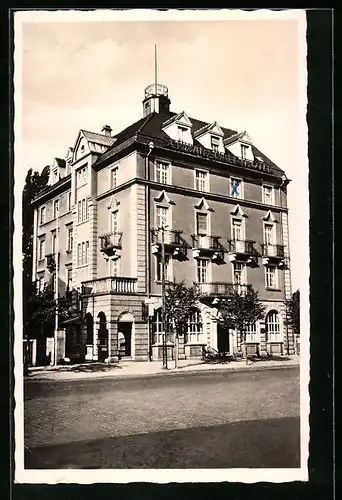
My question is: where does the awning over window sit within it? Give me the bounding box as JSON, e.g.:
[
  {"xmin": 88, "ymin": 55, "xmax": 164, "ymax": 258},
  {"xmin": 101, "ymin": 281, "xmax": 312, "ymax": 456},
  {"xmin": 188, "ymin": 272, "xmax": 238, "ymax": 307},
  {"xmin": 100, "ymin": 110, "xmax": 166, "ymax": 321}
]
[{"xmin": 60, "ymin": 316, "xmax": 82, "ymax": 326}]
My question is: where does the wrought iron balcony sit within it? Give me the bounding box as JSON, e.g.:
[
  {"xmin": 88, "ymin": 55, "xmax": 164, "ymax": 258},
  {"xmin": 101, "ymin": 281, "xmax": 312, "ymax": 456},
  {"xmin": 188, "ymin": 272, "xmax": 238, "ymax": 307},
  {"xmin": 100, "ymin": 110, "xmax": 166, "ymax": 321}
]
[
  {"xmin": 227, "ymin": 239, "xmax": 258, "ymax": 266},
  {"xmin": 99, "ymin": 231, "xmax": 123, "ymax": 256},
  {"xmin": 151, "ymin": 229, "xmax": 188, "ymax": 259},
  {"xmin": 45, "ymin": 252, "xmax": 60, "ymax": 272},
  {"xmin": 261, "ymin": 243, "xmax": 285, "ymax": 265},
  {"xmin": 82, "ymin": 276, "xmax": 137, "ymax": 295},
  {"xmin": 191, "ymin": 234, "xmax": 224, "ymax": 262},
  {"xmin": 197, "ymin": 282, "xmax": 251, "ymax": 298}
]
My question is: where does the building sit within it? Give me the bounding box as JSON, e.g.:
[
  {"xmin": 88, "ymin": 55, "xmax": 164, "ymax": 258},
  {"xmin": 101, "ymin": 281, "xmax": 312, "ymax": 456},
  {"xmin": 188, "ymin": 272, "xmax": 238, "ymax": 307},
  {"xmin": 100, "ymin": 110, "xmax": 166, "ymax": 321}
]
[{"xmin": 31, "ymin": 82, "xmax": 294, "ymax": 365}]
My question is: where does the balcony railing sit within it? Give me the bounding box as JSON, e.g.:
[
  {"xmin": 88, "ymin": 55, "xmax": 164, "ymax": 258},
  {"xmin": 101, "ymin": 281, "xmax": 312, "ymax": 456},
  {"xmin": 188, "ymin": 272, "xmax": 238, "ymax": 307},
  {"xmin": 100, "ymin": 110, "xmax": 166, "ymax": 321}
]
[
  {"xmin": 99, "ymin": 232, "xmax": 123, "ymax": 255},
  {"xmin": 261, "ymin": 243, "xmax": 285, "ymax": 259},
  {"xmin": 82, "ymin": 276, "xmax": 137, "ymax": 295},
  {"xmin": 227, "ymin": 239, "xmax": 256, "ymax": 255},
  {"xmin": 192, "ymin": 234, "xmax": 222, "ymax": 251},
  {"xmin": 197, "ymin": 282, "xmax": 251, "ymax": 297},
  {"xmin": 151, "ymin": 228, "xmax": 184, "ymax": 246}
]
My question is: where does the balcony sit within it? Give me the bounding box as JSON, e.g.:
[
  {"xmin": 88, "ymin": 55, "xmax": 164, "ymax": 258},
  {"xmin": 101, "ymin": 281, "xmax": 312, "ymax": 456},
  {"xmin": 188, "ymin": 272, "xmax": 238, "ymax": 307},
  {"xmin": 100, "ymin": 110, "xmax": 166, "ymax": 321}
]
[
  {"xmin": 261, "ymin": 243, "xmax": 285, "ymax": 266},
  {"xmin": 191, "ymin": 235, "xmax": 225, "ymax": 262},
  {"xmin": 151, "ymin": 229, "xmax": 188, "ymax": 260},
  {"xmin": 99, "ymin": 231, "xmax": 122, "ymax": 257},
  {"xmin": 227, "ymin": 239, "xmax": 258, "ymax": 266},
  {"xmin": 81, "ymin": 276, "xmax": 137, "ymax": 295},
  {"xmin": 197, "ymin": 282, "xmax": 251, "ymax": 301},
  {"xmin": 46, "ymin": 252, "xmax": 60, "ymax": 272}
]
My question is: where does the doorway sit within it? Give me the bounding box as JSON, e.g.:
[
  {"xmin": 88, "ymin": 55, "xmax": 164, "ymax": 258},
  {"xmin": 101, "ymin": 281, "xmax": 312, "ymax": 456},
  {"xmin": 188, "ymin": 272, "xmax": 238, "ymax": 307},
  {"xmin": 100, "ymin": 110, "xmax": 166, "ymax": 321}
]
[
  {"xmin": 118, "ymin": 322, "xmax": 132, "ymax": 358},
  {"xmin": 97, "ymin": 312, "xmax": 108, "ymax": 362},
  {"xmin": 217, "ymin": 324, "xmax": 230, "ymax": 355}
]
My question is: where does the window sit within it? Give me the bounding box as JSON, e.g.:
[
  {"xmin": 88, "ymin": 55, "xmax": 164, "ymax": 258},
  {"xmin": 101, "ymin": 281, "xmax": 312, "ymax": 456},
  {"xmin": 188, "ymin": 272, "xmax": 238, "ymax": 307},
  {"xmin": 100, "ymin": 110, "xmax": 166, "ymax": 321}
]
[
  {"xmin": 40, "ymin": 206, "xmax": 46, "ymax": 225},
  {"xmin": 263, "ymin": 185, "xmax": 274, "ymax": 205},
  {"xmin": 196, "ymin": 212, "xmax": 208, "ymax": 235},
  {"xmin": 240, "ymin": 144, "xmax": 249, "ymax": 159},
  {"xmin": 111, "ymin": 211, "xmax": 118, "ymax": 233},
  {"xmin": 66, "ymin": 267, "xmax": 72, "ymax": 291},
  {"xmin": 37, "ymin": 274, "xmax": 45, "ymax": 293},
  {"xmin": 211, "ymin": 135, "xmax": 220, "ymax": 152},
  {"xmin": 156, "ymin": 255, "xmax": 170, "ymax": 282},
  {"xmin": 177, "ymin": 126, "xmax": 187, "ymax": 142},
  {"xmin": 264, "ymin": 224, "xmax": 274, "ymax": 245},
  {"xmin": 110, "ymin": 167, "xmax": 118, "ymax": 189},
  {"xmin": 110, "ymin": 258, "xmax": 119, "ymax": 277},
  {"xmin": 233, "ymin": 262, "xmax": 245, "ymax": 287},
  {"xmin": 38, "ymin": 238, "xmax": 45, "ymax": 260},
  {"xmin": 155, "ymin": 205, "xmax": 169, "ymax": 229},
  {"xmin": 265, "ymin": 266, "xmax": 277, "ymax": 289},
  {"xmin": 152, "ymin": 307, "xmax": 173, "ymax": 344},
  {"xmin": 195, "ymin": 170, "xmax": 208, "ymax": 192},
  {"xmin": 155, "ymin": 161, "xmax": 169, "ymax": 184},
  {"xmin": 197, "ymin": 259, "xmax": 208, "ymax": 283},
  {"xmin": 67, "ymin": 192, "xmax": 72, "ymax": 211},
  {"xmin": 232, "ymin": 218, "xmax": 243, "ymax": 241},
  {"xmin": 77, "ymin": 240, "xmax": 90, "ymax": 266},
  {"xmin": 77, "ymin": 198, "xmax": 89, "ymax": 223},
  {"xmin": 266, "ymin": 311, "xmax": 281, "ymax": 340},
  {"xmin": 53, "ymin": 199, "xmax": 59, "ymax": 219},
  {"xmin": 152, "ymin": 308, "xmax": 163, "ymax": 344},
  {"xmin": 77, "ymin": 243, "xmax": 81, "ymax": 266},
  {"xmin": 246, "ymin": 322, "xmax": 258, "ymax": 342},
  {"xmin": 51, "ymin": 231, "xmax": 57, "ymax": 254},
  {"xmin": 231, "ymin": 178, "xmax": 242, "ymax": 198},
  {"xmin": 186, "ymin": 309, "xmax": 203, "ymax": 343},
  {"xmin": 76, "ymin": 166, "xmax": 88, "ymax": 187},
  {"xmin": 53, "ymin": 169, "xmax": 58, "ymax": 184},
  {"xmin": 67, "ymin": 227, "xmax": 73, "ymax": 253}
]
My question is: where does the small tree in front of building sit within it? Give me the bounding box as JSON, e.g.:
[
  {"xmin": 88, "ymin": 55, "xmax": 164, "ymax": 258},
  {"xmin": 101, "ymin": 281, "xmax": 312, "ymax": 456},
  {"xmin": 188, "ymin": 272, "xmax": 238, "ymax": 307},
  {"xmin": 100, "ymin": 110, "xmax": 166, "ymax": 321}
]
[
  {"xmin": 164, "ymin": 281, "xmax": 200, "ymax": 369},
  {"xmin": 216, "ymin": 287, "xmax": 266, "ymax": 364},
  {"xmin": 286, "ymin": 289, "xmax": 300, "ymax": 336}
]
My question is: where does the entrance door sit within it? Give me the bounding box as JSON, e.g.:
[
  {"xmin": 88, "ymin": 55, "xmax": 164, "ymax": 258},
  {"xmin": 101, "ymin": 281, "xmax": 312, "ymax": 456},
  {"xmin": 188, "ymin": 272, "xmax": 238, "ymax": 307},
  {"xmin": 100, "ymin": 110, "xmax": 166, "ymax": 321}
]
[
  {"xmin": 97, "ymin": 312, "xmax": 108, "ymax": 362},
  {"xmin": 217, "ymin": 324, "xmax": 230, "ymax": 355},
  {"xmin": 118, "ymin": 322, "xmax": 132, "ymax": 358}
]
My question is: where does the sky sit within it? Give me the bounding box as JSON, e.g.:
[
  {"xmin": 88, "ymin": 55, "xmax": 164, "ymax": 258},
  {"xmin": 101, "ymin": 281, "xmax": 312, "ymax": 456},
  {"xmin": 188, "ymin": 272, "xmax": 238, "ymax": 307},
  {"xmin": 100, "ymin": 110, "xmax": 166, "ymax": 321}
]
[{"xmin": 16, "ymin": 11, "xmax": 308, "ymax": 291}]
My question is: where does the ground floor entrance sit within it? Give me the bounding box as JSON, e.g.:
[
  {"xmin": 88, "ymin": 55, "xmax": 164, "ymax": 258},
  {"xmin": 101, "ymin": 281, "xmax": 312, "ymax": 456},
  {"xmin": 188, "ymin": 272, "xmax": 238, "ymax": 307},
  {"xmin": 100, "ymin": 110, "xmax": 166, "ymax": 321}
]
[
  {"xmin": 217, "ymin": 324, "xmax": 230, "ymax": 355},
  {"xmin": 118, "ymin": 322, "xmax": 132, "ymax": 358}
]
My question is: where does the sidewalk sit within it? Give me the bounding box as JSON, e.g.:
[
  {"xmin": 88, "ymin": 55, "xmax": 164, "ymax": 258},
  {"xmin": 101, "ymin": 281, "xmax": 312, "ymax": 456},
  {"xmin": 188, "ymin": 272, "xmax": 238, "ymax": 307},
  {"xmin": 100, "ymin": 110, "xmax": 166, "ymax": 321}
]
[{"xmin": 26, "ymin": 355, "xmax": 300, "ymax": 382}]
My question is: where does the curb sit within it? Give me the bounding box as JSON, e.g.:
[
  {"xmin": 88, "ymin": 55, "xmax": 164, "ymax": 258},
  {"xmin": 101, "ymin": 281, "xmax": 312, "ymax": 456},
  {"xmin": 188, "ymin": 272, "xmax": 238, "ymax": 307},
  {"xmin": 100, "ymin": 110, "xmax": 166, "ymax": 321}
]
[{"xmin": 25, "ymin": 362, "xmax": 299, "ymax": 383}]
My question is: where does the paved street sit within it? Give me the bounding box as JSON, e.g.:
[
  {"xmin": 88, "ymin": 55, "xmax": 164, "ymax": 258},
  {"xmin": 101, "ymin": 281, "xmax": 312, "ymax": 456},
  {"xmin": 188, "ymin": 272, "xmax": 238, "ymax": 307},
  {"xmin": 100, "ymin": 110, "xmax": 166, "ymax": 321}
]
[{"xmin": 24, "ymin": 367, "xmax": 300, "ymax": 469}]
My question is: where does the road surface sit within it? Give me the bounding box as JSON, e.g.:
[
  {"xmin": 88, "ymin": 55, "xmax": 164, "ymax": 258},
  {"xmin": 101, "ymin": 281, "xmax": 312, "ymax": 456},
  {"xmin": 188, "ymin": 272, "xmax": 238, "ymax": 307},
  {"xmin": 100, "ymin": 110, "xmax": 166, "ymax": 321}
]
[{"xmin": 24, "ymin": 367, "xmax": 300, "ymax": 469}]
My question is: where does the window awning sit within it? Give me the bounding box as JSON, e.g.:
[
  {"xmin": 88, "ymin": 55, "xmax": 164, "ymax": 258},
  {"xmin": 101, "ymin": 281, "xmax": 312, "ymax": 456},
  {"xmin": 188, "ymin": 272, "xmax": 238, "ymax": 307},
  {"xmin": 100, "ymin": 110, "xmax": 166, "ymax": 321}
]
[{"xmin": 60, "ymin": 316, "xmax": 82, "ymax": 326}]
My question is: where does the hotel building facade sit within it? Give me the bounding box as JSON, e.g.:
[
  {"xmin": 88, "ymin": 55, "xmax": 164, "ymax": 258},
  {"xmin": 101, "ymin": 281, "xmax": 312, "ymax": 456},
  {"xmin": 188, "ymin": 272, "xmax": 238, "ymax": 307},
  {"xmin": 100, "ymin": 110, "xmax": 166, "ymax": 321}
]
[{"xmin": 31, "ymin": 83, "xmax": 294, "ymax": 364}]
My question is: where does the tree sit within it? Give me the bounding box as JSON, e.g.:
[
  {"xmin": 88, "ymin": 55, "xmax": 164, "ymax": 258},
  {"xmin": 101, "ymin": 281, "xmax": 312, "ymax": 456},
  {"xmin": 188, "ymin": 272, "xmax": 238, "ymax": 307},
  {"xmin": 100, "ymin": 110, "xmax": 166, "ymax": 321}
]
[
  {"xmin": 216, "ymin": 287, "xmax": 266, "ymax": 364},
  {"xmin": 164, "ymin": 281, "xmax": 200, "ymax": 368},
  {"xmin": 22, "ymin": 166, "xmax": 50, "ymax": 340},
  {"xmin": 286, "ymin": 289, "xmax": 300, "ymax": 336}
]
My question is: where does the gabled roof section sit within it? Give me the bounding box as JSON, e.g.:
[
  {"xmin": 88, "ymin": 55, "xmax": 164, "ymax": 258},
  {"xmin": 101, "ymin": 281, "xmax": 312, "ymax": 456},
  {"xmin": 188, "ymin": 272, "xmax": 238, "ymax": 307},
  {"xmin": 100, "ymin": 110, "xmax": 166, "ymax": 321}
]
[
  {"xmin": 193, "ymin": 121, "xmax": 224, "ymax": 138},
  {"xmin": 153, "ymin": 190, "xmax": 176, "ymax": 205},
  {"xmin": 52, "ymin": 157, "xmax": 66, "ymax": 169},
  {"xmin": 224, "ymin": 130, "xmax": 252, "ymax": 146},
  {"xmin": 162, "ymin": 111, "xmax": 193, "ymax": 129},
  {"xmin": 80, "ymin": 130, "xmax": 117, "ymax": 147}
]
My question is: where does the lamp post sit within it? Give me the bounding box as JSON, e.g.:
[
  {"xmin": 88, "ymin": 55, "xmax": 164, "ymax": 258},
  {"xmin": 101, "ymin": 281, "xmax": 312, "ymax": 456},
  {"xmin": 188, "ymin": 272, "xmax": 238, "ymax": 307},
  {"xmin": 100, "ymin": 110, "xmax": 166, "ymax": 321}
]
[{"xmin": 161, "ymin": 224, "xmax": 168, "ymax": 369}]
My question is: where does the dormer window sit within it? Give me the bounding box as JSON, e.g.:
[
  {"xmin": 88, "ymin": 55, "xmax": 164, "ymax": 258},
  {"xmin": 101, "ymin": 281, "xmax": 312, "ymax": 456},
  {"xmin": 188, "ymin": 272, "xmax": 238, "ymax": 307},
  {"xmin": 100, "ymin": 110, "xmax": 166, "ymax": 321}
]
[
  {"xmin": 241, "ymin": 144, "xmax": 249, "ymax": 159},
  {"xmin": 211, "ymin": 135, "xmax": 220, "ymax": 152},
  {"xmin": 177, "ymin": 126, "xmax": 188, "ymax": 142},
  {"xmin": 53, "ymin": 169, "xmax": 58, "ymax": 184}
]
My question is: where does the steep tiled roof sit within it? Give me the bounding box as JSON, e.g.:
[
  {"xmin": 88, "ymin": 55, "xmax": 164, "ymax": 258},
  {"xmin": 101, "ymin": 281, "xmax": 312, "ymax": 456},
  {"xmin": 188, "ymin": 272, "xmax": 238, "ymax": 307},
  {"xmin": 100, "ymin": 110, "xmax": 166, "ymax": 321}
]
[
  {"xmin": 97, "ymin": 111, "xmax": 284, "ymax": 175},
  {"xmin": 81, "ymin": 129, "xmax": 116, "ymax": 147}
]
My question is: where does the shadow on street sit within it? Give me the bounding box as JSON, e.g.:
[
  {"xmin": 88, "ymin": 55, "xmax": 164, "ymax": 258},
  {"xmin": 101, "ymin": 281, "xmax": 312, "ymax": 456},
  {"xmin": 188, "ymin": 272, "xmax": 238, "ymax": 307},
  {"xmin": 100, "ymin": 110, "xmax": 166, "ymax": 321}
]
[{"xmin": 25, "ymin": 416, "xmax": 300, "ymax": 469}]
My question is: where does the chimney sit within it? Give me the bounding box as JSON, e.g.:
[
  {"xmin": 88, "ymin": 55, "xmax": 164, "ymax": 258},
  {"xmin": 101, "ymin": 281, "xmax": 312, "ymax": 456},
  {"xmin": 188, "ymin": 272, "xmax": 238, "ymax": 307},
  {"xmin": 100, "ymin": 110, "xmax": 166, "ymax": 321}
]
[{"xmin": 102, "ymin": 125, "xmax": 112, "ymax": 136}]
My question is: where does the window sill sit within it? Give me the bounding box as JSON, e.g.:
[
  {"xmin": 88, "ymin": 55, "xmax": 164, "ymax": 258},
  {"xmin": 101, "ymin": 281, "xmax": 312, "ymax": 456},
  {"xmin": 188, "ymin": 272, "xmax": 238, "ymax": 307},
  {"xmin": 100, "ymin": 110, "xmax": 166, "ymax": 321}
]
[
  {"xmin": 184, "ymin": 342, "xmax": 205, "ymax": 346},
  {"xmin": 266, "ymin": 341, "xmax": 283, "ymax": 344},
  {"xmin": 265, "ymin": 287, "xmax": 281, "ymax": 292},
  {"xmin": 38, "ymin": 258, "xmax": 45, "ymax": 264},
  {"xmin": 76, "ymin": 264, "xmax": 89, "ymax": 269},
  {"xmin": 154, "ymin": 280, "xmax": 173, "ymax": 285},
  {"xmin": 76, "ymin": 219, "xmax": 89, "ymax": 226},
  {"xmin": 66, "ymin": 250, "xmax": 73, "ymax": 255}
]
